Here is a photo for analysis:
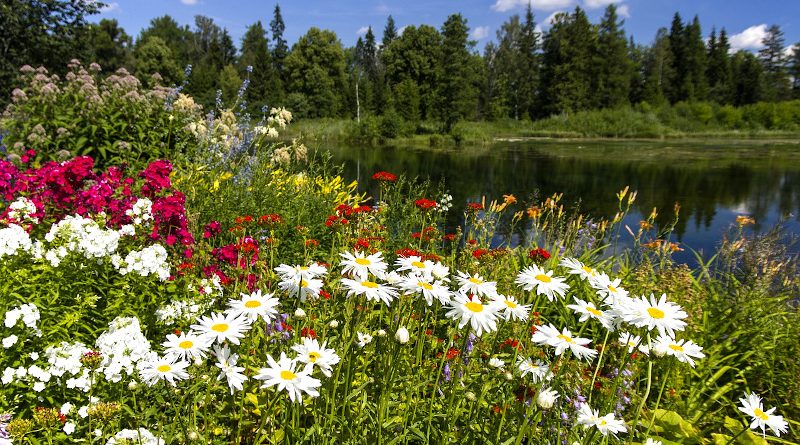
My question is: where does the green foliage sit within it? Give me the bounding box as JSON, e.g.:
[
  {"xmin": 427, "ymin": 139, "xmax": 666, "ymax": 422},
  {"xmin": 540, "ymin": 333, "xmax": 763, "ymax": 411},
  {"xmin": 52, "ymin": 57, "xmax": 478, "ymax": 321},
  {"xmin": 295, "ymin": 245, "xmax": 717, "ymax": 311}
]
[
  {"xmin": 0, "ymin": 62, "xmax": 202, "ymax": 165},
  {"xmin": 285, "ymin": 28, "xmax": 348, "ymax": 118}
]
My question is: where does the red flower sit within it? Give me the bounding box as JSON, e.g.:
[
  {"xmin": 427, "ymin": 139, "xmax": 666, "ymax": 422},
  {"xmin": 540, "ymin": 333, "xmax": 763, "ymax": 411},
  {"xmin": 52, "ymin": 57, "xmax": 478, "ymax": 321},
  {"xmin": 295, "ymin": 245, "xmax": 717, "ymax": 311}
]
[
  {"xmin": 259, "ymin": 214, "xmax": 283, "ymax": 225},
  {"xmin": 396, "ymin": 247, "xmax": 421, "ymax": 258},
  {"xmin": 414, "ymin": 198, "xmax": 437, "ymax": 210},
  {"xmin": 466, "ymin": 202, "xmax": 484, "ymax": 213},
  {"xmin": 305, "ymin": 239, "xmax": 320, "ymax": 248},
  {"xmin": 443, "ymin": 233, "xmax": 457, "ymax": 242},
  {"xmin": 301, "ymin": 327, "xmax": 317, "ymax": 339},
  {"xmin": 472, "ymin": 249, "xmax": 489, "ymax": 259},
  {"xmin": 320, "ymin": 290, "xmax": 331, "ymax": 300},
  {"xmin": 528, "ymin": 248, "xmax": 551, "ymax": 262},
  {"xmin": 372, "ymin": 171, "xmax": 398, "ymax": 182}
]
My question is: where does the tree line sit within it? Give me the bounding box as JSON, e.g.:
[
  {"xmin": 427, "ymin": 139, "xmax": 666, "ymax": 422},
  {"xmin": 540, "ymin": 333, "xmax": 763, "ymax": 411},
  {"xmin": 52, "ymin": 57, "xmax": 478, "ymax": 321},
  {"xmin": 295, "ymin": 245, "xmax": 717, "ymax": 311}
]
[{"xmin": 2, "ymin": 1, "xmax": 800, "ymax": 128}]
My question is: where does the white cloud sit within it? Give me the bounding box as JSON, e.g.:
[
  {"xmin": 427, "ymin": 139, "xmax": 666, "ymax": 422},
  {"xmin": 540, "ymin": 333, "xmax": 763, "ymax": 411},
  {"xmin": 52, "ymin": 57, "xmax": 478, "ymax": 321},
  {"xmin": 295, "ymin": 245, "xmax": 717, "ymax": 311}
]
[
  {"xmin": 470, "ymin": 26, "xmax": 490, "ymax": 40},
  {"xmin": 544, "ymin": 11, "xmax": 565, "ymax": 26},
  {"xmin": 784, "ymin": 46, "xmax": 796, "ymax": 58},
  {"xmin": 583, "ymin": 0, "xmax": 620, "ymax": 8},
  {"xmin": 617, "ymin": 4, "xmax": 630, "ymax": 18},
  {"xmin": 729, "ymin": 24, "xmax": 768, "ymax": 52},
  {"xmin": 180, "ymin": 0, "xmax": 199, "ymax": 5},
  {"xmin": 99, "ymin": 1, "xmax": 119, "ymax": 13},
  {"xmin": 491, "ymin": 0, "xmax": 574, "ymax": 13},
  {"xmin": 357, "ymin": 26, "xmax": 370, "ymax": 36},
  {"xmin": 398, "ymin": 25, "xmax": 408, "ymax": 35}
]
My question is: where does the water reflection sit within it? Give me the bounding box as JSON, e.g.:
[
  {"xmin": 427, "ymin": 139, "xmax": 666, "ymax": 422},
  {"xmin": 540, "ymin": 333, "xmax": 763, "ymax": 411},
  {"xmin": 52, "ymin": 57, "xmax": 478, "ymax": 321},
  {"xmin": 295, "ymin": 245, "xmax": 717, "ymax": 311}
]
[{"xmin": 319, "ymin": 139, "xmax": 800, "ymax": 261}]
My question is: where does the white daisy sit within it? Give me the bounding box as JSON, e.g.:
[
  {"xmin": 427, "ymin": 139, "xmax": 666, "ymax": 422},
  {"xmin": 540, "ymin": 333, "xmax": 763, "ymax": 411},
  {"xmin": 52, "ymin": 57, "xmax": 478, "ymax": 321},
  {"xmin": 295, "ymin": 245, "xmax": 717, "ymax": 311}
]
[
  {"xmin": 291, "ymin": 338, "xmax": 340, "ymax": 378},
  {"xmin": 339, "ymin": 250, "xmax": 387, "ymax": 280},
  {"xmin": 455, "ymin": 271, "xmax": 498, "ymax": 298},
  {"xmin": 489, "ymin": 294, "xmax": 531, "ymax": 322},
  {"xmin": 516, "ymin": 357, "xmax": 553, "ymax": 382},
  {"xmin": 226, "ymin": 290, "xmax": 281, "ymax": 323},
  {"xmin": 488, "ymin": 357, "xmax": 505, "ymax": 369},
  {"xmin": 536, "ymin": 387, "xmax": 560, "ymax": 409},
  {"xmin": 618, "ymin": 332, "xmax": 648, "ymax": 355},
  {"xmin": 278, "ymin": 277, "xmax": 324, "ymax": 302},
  {"xmin": 532, "ymin": 324, "xmax": 597, "ymax": 361},
  {"xmin": 567, "ymin": 297, "xmax": 615, "ymax": 330},
  {"xmin": 590, "ymin": 272, "xmax": 630, "ymax": 303},
  {"xmin": 214, "ymin": 344, "xmax": 247, "ymax": 394},
  {"xmin": 395, "ymin": 255, "xmax": 434, "ymax": 277},
  {"xmin": 192, "ymin": 312, "xmax": 250, "ymax": 345},
  {"xmin": 274, "ymin": 263, "xmax": 327, "ymax": 282},
  {"xmin": 255, "ymin": 352, "xmax": 321, "ymax": 403},
  {"xmin": 577, "ymin": 405, "xmax": 627, "ymax": 437},
  {"xmin": 445, "ymin": 292, "xmax": 499, "ymax": 336},
  {"xmin": 515, "ymin": 265, "xmax": 569, "ymax": 301},
  {"xmin": 430, "ymin": 262, "xmax": 451, "ymax": 282},
  {"xmin": 140, "ymin": 356, "xmax": 190, "ymax": 386},
  {"xmin": 738, "ymin": 392, "xmax": 788, "ymax": 437},
  {"xmin": 653, "ymin": 334, "xmax": 705, "ymax": 367},
  {"xmin": 559, "ymin": 257, "xmax": 599, "ymax": 281},
  {"xmin": 162, "ymin": 331, "xmax": 212, "ymax": 361},
  {"xmin": 398, "ymin": 277, "xmax": 451, "ymax": 306},
  {"xmin": 341, "ymin": 278, "xmax": 398, "ymax": 306},
  {"xmin": 356, "ymin": 332, "xmax": 373, "ymax": 348},
  {"xmin": 623, "ymin": 294, "xmax": 687, "ymax": 337}
]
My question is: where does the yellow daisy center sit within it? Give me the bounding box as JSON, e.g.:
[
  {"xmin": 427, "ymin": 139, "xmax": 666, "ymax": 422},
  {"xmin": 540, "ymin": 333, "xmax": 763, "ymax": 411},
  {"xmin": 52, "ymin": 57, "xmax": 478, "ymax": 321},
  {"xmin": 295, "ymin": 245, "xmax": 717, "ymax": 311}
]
[
  {"xmin": 211, "ymin": 323, "xmax": 229, "ymax": 333},
  {"xmin": 178, "ymin": 340, "xmax": 194, "ymax": 349},
  {"xmin": 468, "ymin": 277, "xmax": 483, "ymax": 285},
  {"xmin": 362, "ymin": 281, "xmax": 379, "ymax": 289},
  {"xmin": 280, "ymin": 370, "xmax": 297, "ymax": 380},
  {"xmin": 419, "ymin": 282, "xmax": 433, "ymax": 290},
  {"xmin": 535, "ymin": 274, "xmax": 551, "ymax": 283},
  {"xmin": 557, "ymin": 334, "xmax": 574, "ymax": 344},
  {"xmin": 582, "ymin": 265, "xmax": 594, "ymax": 274},
  {"xmin": 599, "ymin": 420, "xmax": 608, "ymax": 426},
  {"xmin": 300, "ymin": 279, "xmax": 309, "ymax": 288},
  {"xmin": 355, "ymin": 258, "xmax": 371, "ymax": 266},
  {"xmin": 299, "ymin": 266, "xmax": 309, "ymax": 270},
  {"xmin": 245, "ymin": 300, "xmax": 262, "ymax": 308},
  {"xmin": 411, "ymin": 261, "xmax": 425, "ymax": 269},
  {"xmin": 753, "ymin": 408, "xmax": 769, "ymax": 421},
  {"xmin": 505, "ymin": 300, "xmax": 517, "ymax": 309},
  {"xmin": 669, "ymin": 344, "xmax": 683, "ymax": 352},
  {"xmin": 647, "ymin": 307, "xmax": 665, "ymax": 319},
  {"xmin": 308, "ymin": 352, "xmax": 321, "ymax": 363},
  {"xmin": 157, "ymin": 364, "xmax": 172, "ymax": 373},
  {"xmin": 608, "ymin": 285, "xmax": 617, "ymax": 293},
  {"xmin": 465, "ymin": 301, "xmax": 484, "ymax": 313},
  {"xmin": 587, "ymin": 307, "xmax": 603, "ymax": 317}
]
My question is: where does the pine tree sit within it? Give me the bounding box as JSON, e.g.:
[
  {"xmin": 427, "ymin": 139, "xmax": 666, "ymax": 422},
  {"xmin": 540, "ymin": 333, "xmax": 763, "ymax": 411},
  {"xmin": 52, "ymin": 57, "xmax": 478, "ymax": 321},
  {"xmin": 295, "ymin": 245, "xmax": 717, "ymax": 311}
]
[
  {"xmin": 683, "ymin": 16, "xmax": 708, "ymax": 101},
  {"xmin": 732, "ymin": 51, "xmax": 762, "ymax": 105},
  {"xmin": 438, "ymin": 14, "xmax": 476, "ymax": 131},
  {"xmin": 640, "ymin": 28, "xmax": 674, "ymax": 105},
  {"xmin": 239, "ymin": 21, "xmax": 282, "ymax": 110},
  {"xmin": 382, "ymin": 16, "xmax": 398, "ymax": 48},
  {"xmin": 790, "ymin": 43, "xmax": 800, "ymax": 98},
  {"xmin": 595, "ymin": 4, "xmax": 631, "ymax": 108},
  {"xmin": 758, "ymin": 25, "xmax": 790, "ymax": 101},
  {"xmin": 706, "ymin": 27, "xmax": 732, "ymax": 103},
  {"xmin": 666, "ymin": 12, "xmax": 686, "ymax": 102},
  {"xmin": 517, "ymin": 5, "xmax": 539, "ymax": 118},
  {"xmin": 270, "ymin": 4, "xmax": 288, "ymax": 80}
]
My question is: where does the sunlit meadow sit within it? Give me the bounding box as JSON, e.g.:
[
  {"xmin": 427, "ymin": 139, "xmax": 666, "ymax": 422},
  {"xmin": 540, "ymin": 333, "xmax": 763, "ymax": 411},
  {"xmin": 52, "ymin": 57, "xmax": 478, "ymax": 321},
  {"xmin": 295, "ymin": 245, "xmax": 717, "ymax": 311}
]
[{"xmin": 0, "ymin": 62, "xmax": 797, "ymax": 445}]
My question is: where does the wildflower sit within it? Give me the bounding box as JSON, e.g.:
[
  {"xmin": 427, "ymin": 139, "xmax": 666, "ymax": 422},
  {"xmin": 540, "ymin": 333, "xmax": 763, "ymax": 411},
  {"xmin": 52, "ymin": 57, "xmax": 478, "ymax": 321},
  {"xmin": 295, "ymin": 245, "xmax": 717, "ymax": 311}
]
[
  {"xmin": 291, "ymin": 338, "xmax": 340, "ymax": 377},
  {"xmin": 576, "ymin": 405, "xmax": 627, "ymax": 437},
  {"xmin": 528, "ymin": 248, "xmax": 550, "ymax": 262},
  {"xmin": 414, "ymin": 198, "xmax": 437, "ymax": 210},
  {"xmin": 357, "ymin": 332, "xmax": 373, "ymax": 348},
  {"xmin": 162, "ymin": 331, "xmax": 211, "ymax": 362},
  {"xmin": 372, "ymin": 171, "xmax": 397, "ymax": 182},
  {"xmin": 590, "ymin": 273, "xmax": 630, "ymax": 304},
  {"xmin": 559, "ymin": 257, "xmax": 598, "ymax": 280},
  {"xmin": 515, "ymin": 265, "xmax": 569, "ymax": 301},
  {"xmin": 139, "ymin": 356, "xmax": 190, "ymax": 386},
  {"xmin": 532, "ymin": 324, "xmax": 597, "ymax": 361},
  {"xmin": 652, "ymin": 334, "xmax": 705, "ymax": 367},
  {"xmin": 537, "ymin": 387, "xmax": 559, "ymax": 409},
  {"xmin": 398, "ymin": 277, "xmax": 451, "ymax": 306},
  {"xmin": 455, "ymin": 271, "xmax": 498, "ymax": 298},
  {"xmin": 226, "ymin": 290, "xmax": 281, "ymax": 323},
  {"xmin": 488, "ymin": 358, "xmax": 504, "ymax": 369},
  {"xmin": 275, "ymin": 263, "xmax": 328, "ymax": 282},
  {"xmin": 644, "ymin": 439, "xmax": 662, "ymax": 445},
  {"xmin": 341, "ymin": 278, "xmax": 399, "ymax": 306},
  {"xmin": 340, "ymin": 250, "xmax": 387, "ymax": 280},
  {"xmin": 106, "ymin": 428, "xmax": 164, "ymax": 445},
  {"xmin": 489, "ymin": 294, "xmax": 530, "ymax": 322},
  {"xmin": 214, "ymin": 345, "xmax": 247, "ymax": 394},
  {"xmin": 278, "ymin": 277, "xmax": 324, "ymax": 301},
  {"xmin": 395, "ymin": 327, "xmax": 410, "ymax": 344},
  {"xmin": 516, "ymin": 357, "xmax": 552, "ymax": 382},
  {"xmin": 445, "ymin": 292, "xmax": 499, "ymax": 337},
  {"xmin": 192, "ymin": 312, "xmax": 250, "ymax": 345},
  {"xmin": 395, "ymin": 255, "xmax": 434, "ymax": 277},
  {"xmin": 623, "ymin": 294, "xmax": 687, "ymax": 338},
  {"xmin": 736, "ymin": 215, "xmax": 756, "ymax": 227},
  {"xmin": 2, "ymin": 336, "xmax": 17, "ymax": 349},
  {"xmin": 255, "ymin": 352, "xmax": 321, "ymax": 403},
  {"xmin": 567, "ymin": 298, "xmax": 615, "ymax": 330},
  {"xmin": 737, "ymin": 392, "xmax": 788, "ymax": 437},
  {"xmin": 618, "ymin": 332, "xmax": 648, "ymax": 355}
]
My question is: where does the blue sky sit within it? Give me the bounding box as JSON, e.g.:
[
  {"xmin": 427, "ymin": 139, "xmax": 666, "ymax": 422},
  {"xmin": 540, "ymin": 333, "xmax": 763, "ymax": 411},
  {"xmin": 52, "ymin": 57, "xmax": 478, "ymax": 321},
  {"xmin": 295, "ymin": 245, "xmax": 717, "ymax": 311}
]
[{"xmin": 97, "ymin": 0, "xmax": 800, "ymax": 52}]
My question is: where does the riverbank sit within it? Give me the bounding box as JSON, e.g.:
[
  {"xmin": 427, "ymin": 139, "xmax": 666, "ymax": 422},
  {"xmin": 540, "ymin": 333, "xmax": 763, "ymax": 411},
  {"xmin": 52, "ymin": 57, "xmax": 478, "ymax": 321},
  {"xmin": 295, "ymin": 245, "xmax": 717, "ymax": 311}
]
[{"xmin": 284, "ymin": 102, "xmax": 800, "ymax": 147}]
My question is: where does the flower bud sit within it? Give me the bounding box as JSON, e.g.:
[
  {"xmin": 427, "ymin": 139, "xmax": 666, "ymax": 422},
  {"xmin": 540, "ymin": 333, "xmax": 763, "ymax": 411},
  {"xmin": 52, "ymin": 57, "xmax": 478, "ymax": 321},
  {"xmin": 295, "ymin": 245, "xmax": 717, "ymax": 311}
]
[
  {"xmin": 536, "ymin": 387, "xmax": 560, "ymax": 409},
  {"xmin": 395, "ymin": 327, "xmax": 410, "ymax": 344},
  {"xmin": 328, "ymin": 320, "xmax": 339, "ymax": 328},
  {"xmin": 294, "ymin": 308, "xmax": 306, "ymax": 318},
  {"xmin": 377, "ymin": 329, "xmax": 387, "ymax": 337}
]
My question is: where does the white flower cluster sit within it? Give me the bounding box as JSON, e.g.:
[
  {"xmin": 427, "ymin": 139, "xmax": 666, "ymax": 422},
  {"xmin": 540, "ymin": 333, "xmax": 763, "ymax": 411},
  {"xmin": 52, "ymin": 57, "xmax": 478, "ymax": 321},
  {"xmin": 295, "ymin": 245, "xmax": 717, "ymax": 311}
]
[
  {"xmin": 436, "ymin": 194, "xmax": 453, "ymax": 213},
  {"xmin": 95, "ymin": 317, "xmax": 154, "ymax": 383},
  {"xmin": 106, "ymin": 428, "xmax": 164, "ymax": 445},
  {"xmin": 116, "ymin": 244, "xmax": 170, "ymax": 281},
  {"xmin": 156, "ymin": 300, "xmax": 202, "ymax": 325},
  {"xmin": 0, "ymin": 224, "xmax": 33, "ymax": 258},
  {"xmin": 44, "ymin": 215, "xmax": 120, "ymax": 265},
  {"xmin": 125, "ymin": 198, "xmax": 153, "ymax": 225},
  {"xmin": 254, "ymin": 125, "xmax": 279, "ymax": 138},
  {"xmin": 7, "ymin": 197, "xmax": 38, "ymax": 223},
  {"xmin": 4, "ymin": 303, "xmax": 40, "ymax": 330},
  {"xmin": 267, "ymin": 107, "xmax": 293, "ymax": 129}
]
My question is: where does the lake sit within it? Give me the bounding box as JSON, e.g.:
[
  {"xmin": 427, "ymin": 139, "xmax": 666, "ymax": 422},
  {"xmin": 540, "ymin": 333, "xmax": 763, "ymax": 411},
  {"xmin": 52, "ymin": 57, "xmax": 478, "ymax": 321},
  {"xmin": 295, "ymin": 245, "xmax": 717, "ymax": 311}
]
[{"xmin": 319, "ymin": 139, "xmax": 800, "ymax": 263}]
